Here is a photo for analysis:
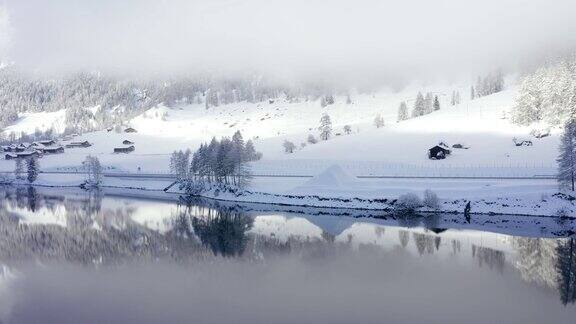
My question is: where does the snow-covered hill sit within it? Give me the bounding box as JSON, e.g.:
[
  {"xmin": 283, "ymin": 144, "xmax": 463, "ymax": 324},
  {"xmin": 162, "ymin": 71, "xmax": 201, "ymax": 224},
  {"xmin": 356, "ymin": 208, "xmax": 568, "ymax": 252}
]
[
  {"xmin": 0, "ymin": 80, "xmax": 569, "ymax": 215},
  {"xmin": 0, "ymin": 80, "xmax": 557, "ymax": 174}
]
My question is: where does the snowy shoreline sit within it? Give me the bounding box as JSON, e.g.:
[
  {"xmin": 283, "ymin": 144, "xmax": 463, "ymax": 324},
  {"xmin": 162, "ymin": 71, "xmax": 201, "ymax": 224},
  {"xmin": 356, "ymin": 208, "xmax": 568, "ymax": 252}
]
[{"xmin": 1, "ymin": 173, "xmax": 574, "ymax": 217}]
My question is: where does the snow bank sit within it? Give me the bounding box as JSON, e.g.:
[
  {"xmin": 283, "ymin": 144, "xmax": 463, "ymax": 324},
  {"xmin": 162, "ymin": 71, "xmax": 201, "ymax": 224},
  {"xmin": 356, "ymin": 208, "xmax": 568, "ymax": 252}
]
[{"xmin": 301, "ymin": 164, "xmax": 359, "ymax": 189}]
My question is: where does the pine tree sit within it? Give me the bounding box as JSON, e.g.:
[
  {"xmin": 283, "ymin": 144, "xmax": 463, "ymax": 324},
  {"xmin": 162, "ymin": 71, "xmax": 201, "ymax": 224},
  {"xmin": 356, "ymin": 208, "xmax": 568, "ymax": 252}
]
[
  {"xmin": 318, "ymin": 113, "xmax": 332, "ymax": 141},
  {"xmin": 397, "ymin": 101, "xmax": 408, "ymax": 121},
  {"xmin": 412, "ymin": 92, "xmax": 425, "ymax": 117},
  {"xmin": 424, "ymin": 92, "xmax": 434, "ymax": 114},
  {"xmin": 433, "ymin": 95, "xmax": 440, "ymax": 111},
  {"xmin": 14, "ymin": 159, "xmax": 24, "ymax": 180},
  {"xmin": 558, "ymin": 119, "xmax": 576, "ymax": 191},
  {"xmin": 373, "ymin": 114, "xmax": 385, "ymax": 128},
  {"xmin": 26, "ymin": 157, "xmax": 39, "ymax": 183},
  {"xmin": 470, "ymin": 86, "xmax": 475, "ymax": 100}
]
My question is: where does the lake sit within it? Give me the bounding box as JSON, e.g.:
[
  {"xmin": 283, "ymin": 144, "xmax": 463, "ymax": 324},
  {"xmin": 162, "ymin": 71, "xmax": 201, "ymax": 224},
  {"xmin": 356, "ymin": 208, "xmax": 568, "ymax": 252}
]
[{"xmin": 0, "ymin": 186, "xmax": 574, "ymax": 324}]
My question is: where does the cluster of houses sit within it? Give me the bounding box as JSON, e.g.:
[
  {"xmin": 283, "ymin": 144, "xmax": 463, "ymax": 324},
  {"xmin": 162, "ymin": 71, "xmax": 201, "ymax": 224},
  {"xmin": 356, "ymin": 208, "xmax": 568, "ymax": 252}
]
[
  {"xmin": 114, "ymin": 140, "xmax": 135, "ymax": 153},
  {"xmin": 113, "ymin": 127, "xmax": 137, "ymax": 153},
  {"xmin": 3, "ymin": 139, "xmax": 93, "ymax": 160}
]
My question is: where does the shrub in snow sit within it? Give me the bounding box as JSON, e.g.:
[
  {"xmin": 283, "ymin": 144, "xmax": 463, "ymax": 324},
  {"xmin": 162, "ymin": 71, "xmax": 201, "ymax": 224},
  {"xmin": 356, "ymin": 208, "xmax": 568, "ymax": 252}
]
[
  {"xmin": 555, "ymin": 207, "xmax": 572, "ymax": 225},
  {"xmin": 373, "ymin": 114, "xmax": 385, "ymax": 128},
  {"xmin": 396, "ymin": 193, "xmax": 422, "ymax": 213},
  {"xmin": 283, "ymin": 140, "xmax": 296, "ymax": 154},
  {"xmin": 343, "ymin": 125, "xmax": 352, "ymax": 135},
  {"xmin": 307, "ymin": 134, "xmax": 318, "ymax": 144},
  {"xmin": 423, "ymin": 189, "xmax": 440, "ymax": 210}
]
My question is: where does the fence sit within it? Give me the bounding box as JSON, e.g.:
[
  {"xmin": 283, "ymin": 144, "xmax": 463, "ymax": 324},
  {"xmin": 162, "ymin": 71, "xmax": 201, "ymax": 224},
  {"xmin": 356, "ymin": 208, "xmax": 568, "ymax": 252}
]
[{"xmin": 248, "ymin": 159, "xmax": 556, "ymax": 179}]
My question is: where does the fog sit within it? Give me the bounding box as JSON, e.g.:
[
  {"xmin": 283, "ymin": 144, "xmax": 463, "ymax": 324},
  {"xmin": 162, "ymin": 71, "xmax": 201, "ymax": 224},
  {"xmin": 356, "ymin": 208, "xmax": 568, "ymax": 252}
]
[
  {"xmin": 1, "ymin": 252, "xmax": 574, "ymax": 324},
  {"xmin": 2, "ymin": 0, "xmax": 576, "ymax": 84}
]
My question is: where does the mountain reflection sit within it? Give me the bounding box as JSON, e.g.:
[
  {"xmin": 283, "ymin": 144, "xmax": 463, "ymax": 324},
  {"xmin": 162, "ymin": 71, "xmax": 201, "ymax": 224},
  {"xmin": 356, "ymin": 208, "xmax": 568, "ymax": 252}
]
[{"xmin": 0, "ymin": 187, "xmax": 573, "ymax": 307}]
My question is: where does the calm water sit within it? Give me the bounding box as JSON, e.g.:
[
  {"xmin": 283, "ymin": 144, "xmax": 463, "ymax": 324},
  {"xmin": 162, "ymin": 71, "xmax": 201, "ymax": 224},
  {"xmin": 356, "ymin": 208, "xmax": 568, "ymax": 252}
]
[{"xmin": 0, "ymin": 187, "xmax": 575, "ymax": 324}]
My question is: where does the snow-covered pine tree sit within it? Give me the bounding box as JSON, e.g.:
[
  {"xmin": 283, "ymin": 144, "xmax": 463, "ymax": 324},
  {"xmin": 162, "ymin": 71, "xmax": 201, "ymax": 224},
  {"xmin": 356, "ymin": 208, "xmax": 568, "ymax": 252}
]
[
  {"xmin": 424, "ymin": 92, "xmax": 434, "ymax": 114},
  {"xmin": 26, "ymin": 157, "xmax": 39, "ymax": 183},
  {"xmin": 244, "ymin": 140, "xmax": 261, "ymax": 161},
  {"xmin": 433, "ymin": 95, "xmax": 440, "ymax": 111},
  {"xmin": 373, "ymin": 114, "xmax": 385, "ymax": 128},
  {"xmin": 318, "ymin": 113, "xmax": 332, "ymax": 141},
  {"xmin": 512, "ymin": 70, "xmax": 545, "ymax": 125},
  {"xmin": 412, "ymin": 92, "xmax": 425, "ymax": 117},
  {"xmin": 558, "ymin": 119, "xmax": 576, "ymax": 191},
  {"xmin": 397, "ymin": 101, "xmax": 408, "ymax": 121},
  {"xmin": 470, "ymin": 86, "xmax": 475, "ymax": 100}
]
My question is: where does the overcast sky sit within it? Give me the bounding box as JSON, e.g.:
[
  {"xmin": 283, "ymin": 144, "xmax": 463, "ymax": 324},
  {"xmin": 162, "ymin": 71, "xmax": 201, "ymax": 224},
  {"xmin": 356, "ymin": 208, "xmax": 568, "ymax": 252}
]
[{"xmin": 1, "ymin": 0, "xmax": 576, "ymax": 84}]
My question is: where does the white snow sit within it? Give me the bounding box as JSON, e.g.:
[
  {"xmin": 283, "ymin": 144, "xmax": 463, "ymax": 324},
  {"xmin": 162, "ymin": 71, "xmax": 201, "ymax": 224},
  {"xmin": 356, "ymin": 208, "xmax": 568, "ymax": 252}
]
[
  {"xmin": 297, "ymin": 164, "xmax": 359, "ymax": 190},
  {"xmin": 0, "ymin": 79, "xmax": 569, "ymax": 215}
]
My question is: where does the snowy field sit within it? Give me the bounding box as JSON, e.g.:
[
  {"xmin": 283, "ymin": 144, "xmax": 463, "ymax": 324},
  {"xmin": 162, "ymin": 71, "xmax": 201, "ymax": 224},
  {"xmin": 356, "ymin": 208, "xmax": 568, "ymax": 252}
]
[{"xmin": 0, "ymin": 81, "xmax": 570, "ymax": 215}]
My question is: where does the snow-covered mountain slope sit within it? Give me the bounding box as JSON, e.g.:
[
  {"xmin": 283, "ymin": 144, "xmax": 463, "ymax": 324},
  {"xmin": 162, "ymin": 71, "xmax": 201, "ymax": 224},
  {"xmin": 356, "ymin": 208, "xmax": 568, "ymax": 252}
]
[
  {"xmin": 0, "ymin": 81, "xmax": 558, "ymax": 178},
  {"xmin": 4, "ymin": 109, "xmax": 67, "ymax": 136}
]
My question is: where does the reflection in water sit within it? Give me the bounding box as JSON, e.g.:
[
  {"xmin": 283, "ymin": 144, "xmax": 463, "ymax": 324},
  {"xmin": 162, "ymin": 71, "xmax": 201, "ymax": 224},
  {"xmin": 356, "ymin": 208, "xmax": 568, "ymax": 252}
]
[
  {"xmin": 0, "ymin": 187, "xmax": 574, "ymax": 323},
  {"xmin": 557, "ymin": 238, "xmax": 576, "ymax": 305},
  {"xmin": 191, "ymin": 209, "xmax": 254, "ymax": 257}
]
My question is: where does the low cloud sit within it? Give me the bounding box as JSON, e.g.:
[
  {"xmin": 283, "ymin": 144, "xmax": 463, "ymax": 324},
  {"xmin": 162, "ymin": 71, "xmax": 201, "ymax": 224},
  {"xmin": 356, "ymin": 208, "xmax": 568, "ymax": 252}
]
[{"xmin": 2, "ymin": 0, "xmax": 576, "ymax": 84}]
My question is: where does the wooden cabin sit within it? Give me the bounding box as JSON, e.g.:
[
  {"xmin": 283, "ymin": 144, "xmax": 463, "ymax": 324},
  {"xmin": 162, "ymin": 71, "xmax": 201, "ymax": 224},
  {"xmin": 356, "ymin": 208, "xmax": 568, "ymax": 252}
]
[
  {"xmin": 428, "ymin": 145, "xmax": 451, "ymax": 160},
  {"xmin": 37, "ymin": 140, "xmax": 56, "ymax": 146},
  {"xmin": 2, "ymin": 145, "xmax": 16, "ymax": 152},
  {"xmin": 122, "ymin": 140, "xmax": 134, "ymax": 145},
  {"xmin": 124, "ymin": 127, "xmax": 137, "ymax": 133},
  {"xmin": 65, "ymin": 141, "xmax": 92, "ymax": 148},
  {"xmin": 114, "ymin": 145, "xmax": 135, "ymax": 153},
  {"xmin": 40, "ymin": 146, "xmax": 65, "ymax": 154},
  {"xmin": 5, "ymin": 151, "xmax": 41, "ymax": 160},
  {"xmin": 4, "ymin": 153, "xmax": 17, "ymax": 160}
]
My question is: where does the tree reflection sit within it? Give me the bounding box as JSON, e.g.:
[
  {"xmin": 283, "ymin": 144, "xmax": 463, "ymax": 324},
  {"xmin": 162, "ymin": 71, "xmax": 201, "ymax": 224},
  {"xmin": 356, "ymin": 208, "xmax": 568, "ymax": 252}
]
[
  {"xmin": 398, "ymin": 230, "xmax": 409, "ymax": 248},
  {"xmin": 557, "ymin": 238, "xmax": 576, "ymax": 305},
  {"xmin": 472, "ymin": 244, "xmax": 505, "ymax": 273},
  {"xmin": 192, "ymin": 209, "xmax": 253, "ymax": 257},
  {"xmin": 26, "ymin": 186, "xmax": 38, "ymax": 212}
]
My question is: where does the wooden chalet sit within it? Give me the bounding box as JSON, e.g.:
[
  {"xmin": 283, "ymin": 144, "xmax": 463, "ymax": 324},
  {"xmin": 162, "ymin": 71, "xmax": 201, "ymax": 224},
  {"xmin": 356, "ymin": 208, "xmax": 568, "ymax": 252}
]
[
  {"xmin": 114, "ymin": 145, "xmax": 135, "ymax": 153},
  {"xmin": 40, "ymin": 146, "xmax": 65, "ymax": 154},
  {"xmin": 65, "ymin": 141, "xmax": 92, "ymax": 148},
  {"xmin": 428, "ymin": 144, "xmax": 451, "ymax": 160}
]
